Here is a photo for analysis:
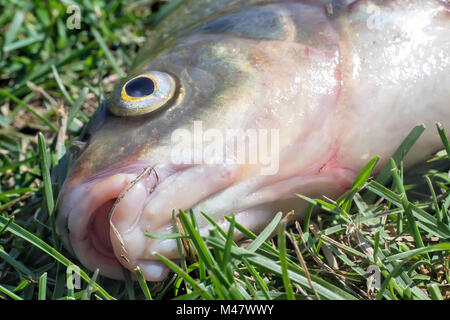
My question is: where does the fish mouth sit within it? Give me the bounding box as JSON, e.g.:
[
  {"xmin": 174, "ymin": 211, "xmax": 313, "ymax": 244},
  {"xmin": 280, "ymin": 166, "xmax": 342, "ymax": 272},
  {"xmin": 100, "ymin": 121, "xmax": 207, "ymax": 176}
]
[
  {"xmin": 57, "ymin": 162, "xmax": 245, "ymax": 281},
  {"xmin": 56, "ymin": 163, "xmax": 174, "ymax": 280},
  {"xmin": 57, "ymin": 158, "xmax": 354, "ymax": 281}
]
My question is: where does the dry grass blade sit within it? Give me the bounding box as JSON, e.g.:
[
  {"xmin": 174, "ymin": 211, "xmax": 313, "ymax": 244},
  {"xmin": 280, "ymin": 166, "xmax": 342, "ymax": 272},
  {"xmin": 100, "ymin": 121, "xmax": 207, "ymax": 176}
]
[{"xmin": 287, "ymin": 230, "xmax": 320, "ymax": 300}]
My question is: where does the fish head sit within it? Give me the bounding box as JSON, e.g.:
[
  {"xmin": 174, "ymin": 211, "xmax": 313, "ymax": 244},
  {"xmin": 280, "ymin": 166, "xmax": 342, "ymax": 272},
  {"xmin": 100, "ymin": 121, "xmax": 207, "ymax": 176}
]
[{"xmin": 56, "ymin": 6, "xmax": 347, "ymax": 281}]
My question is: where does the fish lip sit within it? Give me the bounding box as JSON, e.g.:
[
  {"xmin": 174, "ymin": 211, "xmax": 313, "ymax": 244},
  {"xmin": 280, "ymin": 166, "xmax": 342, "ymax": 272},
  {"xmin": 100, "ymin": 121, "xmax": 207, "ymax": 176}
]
[{"xmin": 56, "ymin": 161, "xmax": 192, "ymax": 280}]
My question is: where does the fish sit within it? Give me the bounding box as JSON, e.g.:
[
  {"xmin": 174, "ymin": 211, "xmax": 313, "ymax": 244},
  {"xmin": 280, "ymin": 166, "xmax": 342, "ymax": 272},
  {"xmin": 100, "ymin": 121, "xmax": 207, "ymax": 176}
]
[{"xmin": 56, "ymin": 0, "xmax": 450, "ymax": 281}]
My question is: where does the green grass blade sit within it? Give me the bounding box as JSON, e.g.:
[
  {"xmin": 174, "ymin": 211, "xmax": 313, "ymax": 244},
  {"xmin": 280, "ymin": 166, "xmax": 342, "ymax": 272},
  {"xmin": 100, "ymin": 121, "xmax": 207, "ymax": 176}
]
[
  {"xmin": 242, "ymin": 258, "xmax": 271, "ymax": 300},
  {"xmin": 51, "ymin": 64, "xmax": 73, "ymax": 104},
  {"xmin": 145, "ymin": 232, "xmax": 188, "ymax": 240},
  {"xmin": 91, "ymin": 28, "xmax": 125, "ymax": 78},
  {"xmin": 303, "ymin": 204, "xmax": 314, "ymax": 233},
  {"xmin": 375, "ymin": 125, "xmax": 425, "ymax": 186},
  {"xmin": 0, "ymin": 156, "xmax": 36, "ymax": 174},
  {"xmin": 4, "ymin": 10, "xmax": 25, "ymax": 47},
  {"xmin": 0, "ymin": 285, "xmax": 23, "ymax": 300},
  {"xmin": 390, "ymin": 159, "xmax": 427, "ymax": 257},
  {"xmin": 0, "ymin": 247, "xmax": 34, "ymax": 278},
  {"xmin": 178, "ymin": 210, "xmax": 215, "ymax": 270},
  {"xmin": 277, "ymin": 220, "xmax": 295, "ymax": 300},
  {"xmin": 425, "ymin": 175, "xmax": 443, "ymax": 222},
  {"xmin": 385, "ymin": 243, "xmax": 450, "ymax": 262},
  {"xmin": 67, "ymin": 87, "xmax": 89, "ymax": 130},
  {"xmin": 122, "ymin": 268, "xmax": 135, "ymax": 300},
  {"xmin": 246, "ymin": 212, "xmax": 282, "ymax": 252},
  {"xmin": 82, "ymin": 269, "xmax": 100, "ymax": 300},
  {"xmin": 200, "ymin": 211, "xmax": 228, "ymax": 238},
  {"xmin": 4, "ymin": 34, "xmax": 45, "ymax": 52},
  {"xmin": 134, "ymin": 267, "xmax": 152, "ymax": 300},
  {"xmin": 38, "ymin": 272, "xmax": 48, "ymax": 300},
  {"xmin": 0, "ymin": 89, "xmax": 58, "ymax": 132},
  {"xmin": 220, "ymin": 214, "xmax": 236, "ymax": 269},
  {"xmin": 0, "ymin": 215, "xmax": 14, "ymax": 236},
  {"xmin": 172, "ymin": 210, "xmax": 190, "ymax": 293},
  {"xmin": 0, "ymin": 215, "xmax": 114, "ymax": 300},
  {"xmin": 155, "ymin": 253, "xmax": 215, "ymax": 300},
  {"xmin": 338, "ymin": 156, "xmax": 379, "ymax": 213},
  {"xmin": 208, "ymin": 268, "xmax": 231, "ymax": 300},
  {"xmin": 37, "ymin": 132, "xmax": 58, "ymax": 247},
  {"xmin": 436, "ymin": 123, "xmax": 450, "ymax": 160},
  {"xmin": 428, "ymin": 284, "xmax": 444, "ymax": 300},
  {"xmin": 207, "ymin": 237, "xmax": 357, "ymax": 300},
  {"xmin": 367, "ymin": 181, "xmax": 450, "ymax": 238}
]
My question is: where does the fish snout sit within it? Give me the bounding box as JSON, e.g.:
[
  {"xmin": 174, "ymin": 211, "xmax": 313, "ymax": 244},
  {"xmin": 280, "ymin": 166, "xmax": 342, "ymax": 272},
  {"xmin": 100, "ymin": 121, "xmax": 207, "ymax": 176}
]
[{"xmin": 57, "ymin": 168, "xmax": 177, "ymax": 281}]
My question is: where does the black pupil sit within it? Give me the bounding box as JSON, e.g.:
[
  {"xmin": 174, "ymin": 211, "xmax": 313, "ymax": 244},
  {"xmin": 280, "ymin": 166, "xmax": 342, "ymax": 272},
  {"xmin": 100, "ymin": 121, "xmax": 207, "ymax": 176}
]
[{"xmin": 125, "ymin": 77, "xmax": 155, "ymax": 97}]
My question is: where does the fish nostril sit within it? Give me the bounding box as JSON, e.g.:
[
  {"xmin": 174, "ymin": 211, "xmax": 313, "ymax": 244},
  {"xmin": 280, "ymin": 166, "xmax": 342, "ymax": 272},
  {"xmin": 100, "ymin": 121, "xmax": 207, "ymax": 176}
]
[{"xmin": 124, "ymin": 76, "xmax": 155, "ymax": 98}]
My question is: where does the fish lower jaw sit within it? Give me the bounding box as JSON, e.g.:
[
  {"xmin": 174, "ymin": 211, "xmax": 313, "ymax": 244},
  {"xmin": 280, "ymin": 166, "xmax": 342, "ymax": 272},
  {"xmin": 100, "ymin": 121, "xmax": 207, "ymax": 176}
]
[
  {"xmin": 122, "ymin": 170, "xmax": 356, "ymax": 281},
  {"xmin": 61, "ymin": 172, "xmax": 280, "ymax": 281},
  {"xmin": 60, "ymin": 166, "xmax": 175, "ymax": 281}
]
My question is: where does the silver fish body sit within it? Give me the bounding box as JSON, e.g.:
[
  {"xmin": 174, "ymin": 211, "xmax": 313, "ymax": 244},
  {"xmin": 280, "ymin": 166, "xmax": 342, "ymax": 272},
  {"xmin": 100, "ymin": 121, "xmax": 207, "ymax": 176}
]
[{"xmin": 56, "ymin": 0, "xmax": 450, "ymax": 280}]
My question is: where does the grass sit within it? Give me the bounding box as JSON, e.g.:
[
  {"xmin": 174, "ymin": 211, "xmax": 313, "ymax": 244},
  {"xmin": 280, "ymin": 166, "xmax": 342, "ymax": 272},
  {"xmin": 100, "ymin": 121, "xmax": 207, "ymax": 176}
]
[{"xmin": 0, "ymin": 0, "xmax": 449, "ymax": 300}]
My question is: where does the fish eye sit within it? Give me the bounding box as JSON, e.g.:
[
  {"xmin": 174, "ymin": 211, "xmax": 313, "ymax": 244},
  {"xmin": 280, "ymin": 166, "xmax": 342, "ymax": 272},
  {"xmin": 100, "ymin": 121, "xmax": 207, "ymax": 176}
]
[
  {"xmin": 124, "ymin": 76, "xmax": 155, "ymax": 98},
  {"xmin": 109, "ymin": 71, "xmax": 176, "ymax": 116}
]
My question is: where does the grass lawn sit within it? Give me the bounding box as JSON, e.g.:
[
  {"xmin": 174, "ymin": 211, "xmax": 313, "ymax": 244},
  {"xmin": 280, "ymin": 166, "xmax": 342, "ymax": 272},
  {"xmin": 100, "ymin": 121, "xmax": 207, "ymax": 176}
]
[{"xmin": 0, "ymin": 0, "xmax": 449, "ymax": 300}]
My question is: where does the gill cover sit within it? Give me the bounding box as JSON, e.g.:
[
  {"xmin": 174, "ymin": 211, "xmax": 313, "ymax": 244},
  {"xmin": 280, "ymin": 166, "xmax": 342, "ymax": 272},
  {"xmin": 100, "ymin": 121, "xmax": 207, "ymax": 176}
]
[{"xmin": 109, "ymin": 71, "xmax": 176, "ymax": 116}]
